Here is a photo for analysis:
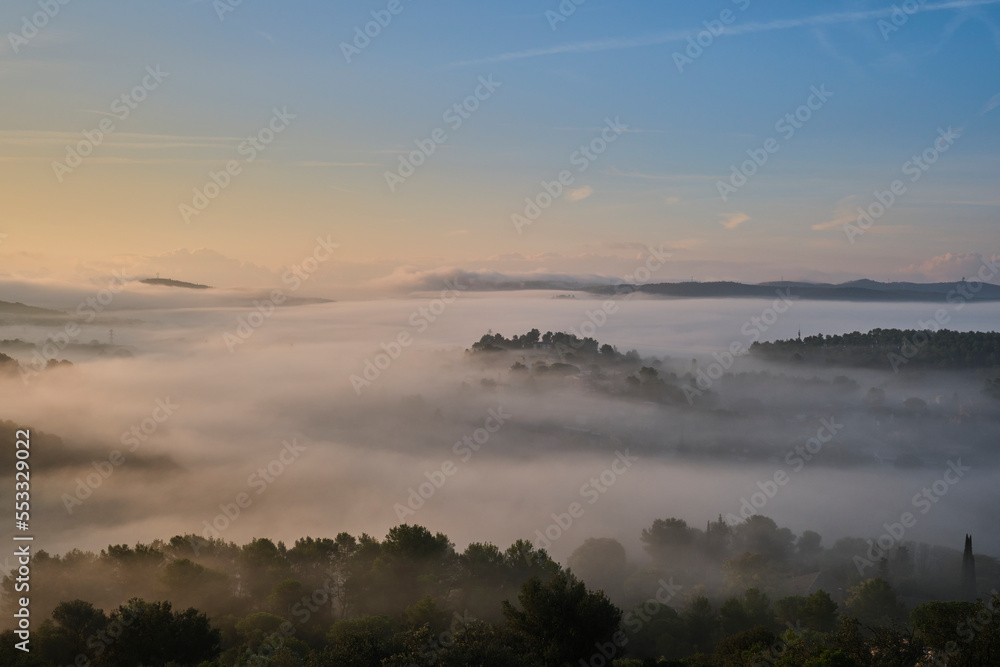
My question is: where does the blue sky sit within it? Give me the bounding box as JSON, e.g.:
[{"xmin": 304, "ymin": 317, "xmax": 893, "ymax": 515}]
[{"xmin": 1, "ymin": 0, "xmax": 999, "ymax": 287}]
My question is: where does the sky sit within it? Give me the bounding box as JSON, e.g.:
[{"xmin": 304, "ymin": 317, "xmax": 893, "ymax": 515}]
[{"xmin": 1, "ymin": 0, "xmax": 999, "ymax": 293}]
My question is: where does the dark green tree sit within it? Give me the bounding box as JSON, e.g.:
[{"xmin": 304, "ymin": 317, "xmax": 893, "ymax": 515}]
[
  {"xmin": 502, "ymin": 571, "xmax": 622, "ymax": 666},
  {"xmin": 683, "ymin": 595, "xmax": 717, "ymax": 654},
  {"xmin": 845, "ymin": 578, "xmax": 905, "ymax": 627},
  {"xmin": 100, "ymin": 598, "xmax": 220, "ymax": 666},
  {"xmin": 311, "ymin": 615, "xmax": 402, "ymax": 667},
  {"xmin": 566, "ymin": 537, "xmax": 628, "ymax": 602},
  {"xmin": 34, "ymin": 599, "xmax": 107, "ymax": 665}
]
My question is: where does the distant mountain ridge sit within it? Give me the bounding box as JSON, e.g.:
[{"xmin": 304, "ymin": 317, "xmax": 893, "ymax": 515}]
[
  {"xmin": 141, "ymin": 278, "xmax": 211, "ymax": 289},
  {"xmin": 0, "ymin": 300, "xmax": 64, "ymax": 316},
  {"xmin": 434, "ymin": 277, "xmax": 1000, "ymax": 302},
  {"xmin": 587, "ymin": 279, "xmax": 1000, "ymax": 302}
]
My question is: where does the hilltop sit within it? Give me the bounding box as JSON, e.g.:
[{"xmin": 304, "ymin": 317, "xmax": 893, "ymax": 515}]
[{"xmin": 140, "ymin": 277, "xmax": 212, "ymax": 289}]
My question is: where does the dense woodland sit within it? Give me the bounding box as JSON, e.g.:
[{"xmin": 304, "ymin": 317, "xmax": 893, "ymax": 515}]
[
  {"xmin": 471, "ymin": 327, "xmax": 1000, "ymax": 380},
  {"xmin": 471, "ymin": 328, "xmax": 1000, "ymax": 371},
  {"xmin": 750, "ymin": 329, "xmax": 1000, "ymax": 372},
  {"xmin": 2, "ymin": 518, "xmax": 998, "ymax": 666},
  {"xmin": 467, "ymin": 328, "xmax": 1000, "ymax": 415},
  {"xmin": 470, "ymin": 328, "xmax": 637, "ymax": 360}
]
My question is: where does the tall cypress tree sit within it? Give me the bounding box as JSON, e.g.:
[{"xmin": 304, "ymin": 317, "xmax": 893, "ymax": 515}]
[{"xmin": 960, "ymin": 534, "xmax": 977, "ymax": 601}]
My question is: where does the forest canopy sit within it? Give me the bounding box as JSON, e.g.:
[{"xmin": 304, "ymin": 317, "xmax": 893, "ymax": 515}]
[{"xmin": 2, "ymin": 518, "xmax": 997, "ymax": 666}]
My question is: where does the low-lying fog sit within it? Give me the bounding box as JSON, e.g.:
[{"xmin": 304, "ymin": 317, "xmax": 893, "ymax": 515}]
[{"xmin": 1, "ymin": 287, "xmax": 998, "ymax": 564}]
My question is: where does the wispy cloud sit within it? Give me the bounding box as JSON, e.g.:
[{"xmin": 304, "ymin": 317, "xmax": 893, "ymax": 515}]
[
  {"xmin": 0, "ymin": 130, "xmax": 240, "ymax": 149},
  {"xmin": 719, "ymin": 212, "xmax": 750, "ymax": 230},
  {"xmin": 0, "ymin": 156, "xmax": 228, "ymax": 165},
  {"xmin": 0, "ymin": 30, "xmax": 75, "ymax": 57},
  {"xmin": 899, "ymin": 251, "xmax": 1000, "ymax": 281},
  {"xmin": 607, "ymin": 166, "xmax": 714, "ymax": 181},
  {"xmin": 812, "ymin": 196, "xmax": 859, "ymax": 231},
  {"xmin": 286, "ymin": 161, "xmax": 380, "ymax": 168},
  {"xmin": 933, "ymin": 199, "xmax": 1000, "ymax": 207},
  {"xmin": 554, "ymin": 125, "xmax": 664, "ymax": 134},
  {"xmin": 981, "ymin": 92, "xmax": 1000, "ymax": 115},
  {"xmin": 566, "ymin": 185, "xmax": 594, "ymax": 202},
  {"xmin": 449, "ymin": 0, "xmax": 1000, "ymax": 67},
  {"xmin": 592, "ymin": 239, "xmax": 702, "ymax": 253},
  {"xmin": 0, "ymin": 132, "xmax": 379, "ymax": 171}
]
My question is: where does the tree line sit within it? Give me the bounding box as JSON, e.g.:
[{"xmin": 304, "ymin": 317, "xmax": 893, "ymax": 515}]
[
  {"xmin": 751, "ymin": 328, "xmax": 1000, "ymax": 372},
  {"xmin": 1, "ymin": 518, "xmax": 998, "ymax": 666}
]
